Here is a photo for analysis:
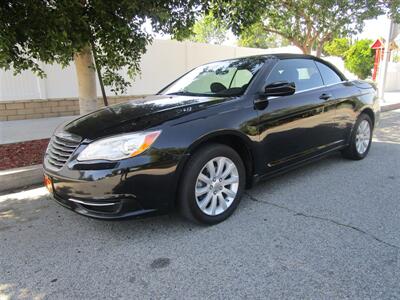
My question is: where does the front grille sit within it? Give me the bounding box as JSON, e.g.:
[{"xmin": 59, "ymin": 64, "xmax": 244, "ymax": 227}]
[{"xmin": 46, "ymin": 133, "xmax": 81, "ymax": 170}]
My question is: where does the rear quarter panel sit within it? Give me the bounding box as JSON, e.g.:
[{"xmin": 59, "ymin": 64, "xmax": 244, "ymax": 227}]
[{"xmin": 334, "ymin": 80, "xmax": 378, "ymax": 143}]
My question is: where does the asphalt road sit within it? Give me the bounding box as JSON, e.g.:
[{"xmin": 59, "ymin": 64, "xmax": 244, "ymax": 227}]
[{"xmin": 1, "ymin": 110, "xmax": 400, "ymax": 299}]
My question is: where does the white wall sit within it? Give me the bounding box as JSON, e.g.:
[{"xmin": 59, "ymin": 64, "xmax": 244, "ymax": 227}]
[
  {"xmin": 385, "ymin": 62, "xmax": 400, "ymax": 91},
  {"xmin": 322, "ymin": 56, "xmax": 358, "ymax": 80},
  {"xmin": 0, "ymin": 40, "xmax": 303, "ymax": 102}
]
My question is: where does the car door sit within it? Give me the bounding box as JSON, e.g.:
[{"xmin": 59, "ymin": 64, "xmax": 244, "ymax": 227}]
[
  {"xmin": 314, "ymin": 60, "xmax": 358, "ymax": 143},
  {"xmin": 255, "ymin": 58, "xmax": 339, "ymax": 172}
]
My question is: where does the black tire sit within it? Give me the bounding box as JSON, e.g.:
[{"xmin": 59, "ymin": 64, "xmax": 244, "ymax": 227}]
[
  {"xmin": 341, "ymin": 113, "xmax": 373, "ymax": 160},
  {"xmin": 178, "ymin": 143, "xmax": 246, "ymax": 225}
]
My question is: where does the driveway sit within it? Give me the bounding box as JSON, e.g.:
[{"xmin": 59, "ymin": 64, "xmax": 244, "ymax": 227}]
[{"xmin": 1, "ymin": 110, "xmax": 400, "ymax": 299}]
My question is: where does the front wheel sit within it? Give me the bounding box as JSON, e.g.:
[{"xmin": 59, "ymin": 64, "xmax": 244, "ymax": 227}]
[
  {"xmin": 178, "ymin": 144, "xmax": 245, "ymax": 225},
  {"xmin": 342, "ymin": 113, "xmax": 373, "ymax": 160}
]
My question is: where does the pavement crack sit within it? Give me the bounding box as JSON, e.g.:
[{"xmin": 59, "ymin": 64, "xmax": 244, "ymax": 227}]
[{"xmin": 245, "ymin": 192, "xmax": 400, "ymax": 250}]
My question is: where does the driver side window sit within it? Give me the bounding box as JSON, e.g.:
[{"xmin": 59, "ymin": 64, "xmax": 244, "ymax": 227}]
[{"xmin": 266, "ymin": 59, "xmax": 323, "ymax": 92}]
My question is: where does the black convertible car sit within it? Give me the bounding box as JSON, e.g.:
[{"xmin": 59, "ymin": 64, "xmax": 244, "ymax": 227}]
[{"xmin": 43, "ymin": 54, "xmax": 379, "ymax": 224}]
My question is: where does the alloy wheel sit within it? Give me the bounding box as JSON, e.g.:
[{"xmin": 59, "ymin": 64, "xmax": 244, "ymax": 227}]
[
  {"xmin": 195, "ymin": 156, "xmax": 239, "ymax": 216},
  {"xmin": 355, "ymin": 119, "xmax": 371, "ymax": 155}
]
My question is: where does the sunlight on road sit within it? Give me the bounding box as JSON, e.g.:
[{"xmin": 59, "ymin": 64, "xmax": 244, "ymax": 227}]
[
  {"xmin": 0, "ymin": 187, "xmax": 48, "ymax": 204},
  {"xmin": 373, "ymin": 109, "xmax": 400, "ymax": 144},
  {"xmin": 0, "ymin": 187, "xmax": 49, "ymax": 223},
  {"xmin": 0, "ymin": 283, "xmax": 45, "ymax": 300}
]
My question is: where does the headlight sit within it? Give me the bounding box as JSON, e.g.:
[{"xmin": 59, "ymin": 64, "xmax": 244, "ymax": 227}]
[{"xmin": 77, "ymin": 131, "xmax": 161, "ymax": 161}]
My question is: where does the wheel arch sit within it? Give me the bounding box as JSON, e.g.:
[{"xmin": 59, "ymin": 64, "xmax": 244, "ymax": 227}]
[
  {"xmin": 359, "ymin": 107, "xmax": 375, "ymax": 128},
  {"xmin": 346, "ymin": 106, "xmax": 375, "ymax": 145},
  {"xmin": 175, "ymin": 131, "xmax": 255, "ymax": 202}
]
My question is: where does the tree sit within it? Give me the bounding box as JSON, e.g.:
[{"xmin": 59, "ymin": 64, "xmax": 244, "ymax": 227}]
[
  {"xmin": 211, "ymin": 0, "xmax": 400, "ymax": 57},
  {"xmin": 324, "ymin": 38, "xmax": 351, "ymax": 58},
  {"xmin": 344, "ymin": 39, "xmax": 374, "ymax": 80},
  {"xmin": 0, "ymin": 1, "xmax": 203, "ymax": 114},
  {"xmin": 238, "ymin": 22, "xmax": 289, "ymax": 49},
  {"xmin": 189, "ymin": 13, "xmax": 228, "ymax": 44}
]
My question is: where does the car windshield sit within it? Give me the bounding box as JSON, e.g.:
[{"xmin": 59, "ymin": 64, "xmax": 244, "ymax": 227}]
[{"xmin": 160, "ymin": 57, "xmax": 265, "ymax": 97}]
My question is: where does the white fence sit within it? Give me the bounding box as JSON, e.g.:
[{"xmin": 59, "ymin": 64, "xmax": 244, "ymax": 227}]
[
  {"xmin": 0, "ymin": 40, "xmax": 301, "ymax": 102},
  {"xmin": 385, "ymin": 62, "xmax": 400, "ymax": 91}
]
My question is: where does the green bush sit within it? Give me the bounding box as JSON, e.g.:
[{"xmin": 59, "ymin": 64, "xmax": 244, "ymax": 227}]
[
  {"xmin": 344, "ymin": 39, "xmax": 374, "ymax": 80},
  {"xmin": 324, "ymin": 38, "xmax": 351, "ymax": 58}
]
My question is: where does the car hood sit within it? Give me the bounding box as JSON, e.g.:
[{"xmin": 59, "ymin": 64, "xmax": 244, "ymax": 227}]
[{"xmin": 62, "ymin": 94, "xmax": 228, "ymax": 140}]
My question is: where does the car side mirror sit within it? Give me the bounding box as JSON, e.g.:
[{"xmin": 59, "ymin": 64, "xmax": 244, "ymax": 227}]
[{"xmin": 264, "ymin": 81, "xmax": 296, "ymax": 97}]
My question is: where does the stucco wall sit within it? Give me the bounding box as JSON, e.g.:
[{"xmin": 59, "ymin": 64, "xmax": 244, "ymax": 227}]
[{"xmin": 385, "ymin": 62, "xmax": 400, "ymax": 91}]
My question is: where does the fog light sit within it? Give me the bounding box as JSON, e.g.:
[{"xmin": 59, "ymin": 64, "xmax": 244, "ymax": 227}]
[{"xmin": 44, "ymin": 175, "xmax": 53, "ymax": 193}]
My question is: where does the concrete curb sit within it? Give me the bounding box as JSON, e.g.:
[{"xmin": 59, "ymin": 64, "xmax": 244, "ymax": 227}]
[
  {"xmin": 0, "ymin": 164, "xmax": 43, "ymax": 193},
  {"xmin": 381, "ymin": 103, "xmax": 400, "ymax": 112}
]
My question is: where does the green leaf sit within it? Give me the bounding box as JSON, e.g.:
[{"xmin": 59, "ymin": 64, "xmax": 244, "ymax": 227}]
[
  {"xmin": 0, "ymin": 0, "xmax": 206, "ymax": 93},
  {"xmin": 344, "ymin": 39, "xmax": 374, "ymax": 79}
]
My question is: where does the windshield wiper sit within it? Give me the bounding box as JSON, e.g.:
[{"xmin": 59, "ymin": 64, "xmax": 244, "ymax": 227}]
[
  {"xmin": 166, "ymin": 91, "xmax": 192, "ymax": 96},
  {"xmin": 166, "ymin": 91, "xmax": 212, "ymax": 97},
  {"xmin": 166, "ymin": 91, "xmax": 238, "ymax": 98}
]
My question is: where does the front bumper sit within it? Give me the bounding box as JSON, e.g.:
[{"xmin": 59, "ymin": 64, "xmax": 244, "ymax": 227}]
[
  {"xmin": 51, "ymin": 191, "xmax": 158, "ymax": 219},
  {"xmin": 44, "ymin": 150, "xmax": 183, "ymax": 219}
]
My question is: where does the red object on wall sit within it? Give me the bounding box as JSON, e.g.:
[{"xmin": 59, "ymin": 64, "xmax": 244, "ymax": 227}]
[{"xmin": 371, "ymin": 39, "xmax": 384, "ymax": 81}]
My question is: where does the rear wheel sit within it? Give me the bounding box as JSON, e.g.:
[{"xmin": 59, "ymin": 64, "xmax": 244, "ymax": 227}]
[
  {"xmin": 178, "ymin": 144, "xmax": 245, "ymax": 225},
  {"xmin": 341, "ymin": 113, "xmax": 373, "ymax": 160}
]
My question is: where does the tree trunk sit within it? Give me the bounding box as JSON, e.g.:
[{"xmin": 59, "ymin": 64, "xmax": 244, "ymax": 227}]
[
  {"xmin": 294, "ymin": 42, "xmax": 311, "ymax": 55},
  {"xmin": 300, "ymin": 45, "xmax": 312, "ymax": 54},
  {"xmin": 315, "ymin": 40, "xmax": 324, "ymax": 57},
  {"xmin": 74, "ymin": 45, "xmax": 97, "ymax": 115},
  {"xmin": 315, "ymin": 47, "xmax": 322, "ymax": 57}
]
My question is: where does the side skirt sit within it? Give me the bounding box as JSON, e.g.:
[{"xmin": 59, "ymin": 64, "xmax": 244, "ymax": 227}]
[{"xmin": 251, "ymin": 145, "xmax": 347, "ymax": 186}]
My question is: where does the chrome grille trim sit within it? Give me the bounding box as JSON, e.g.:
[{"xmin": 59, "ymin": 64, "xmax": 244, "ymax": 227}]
[
  {"xmin": 46, "ymin": 133, "xmax": 81, "ymax": 170},
  {"xmin": 49, "ymin": 147, "xmax": 70, "ymax": 158},
  {"xmin": 47, "ymin": 156, "xmax": 64, "ymax": 168},
  {"xmin": 53, "ymin": 138, "xmax": 78, "ymax": 148},
  {"xmin": 51, "ymin": 142, "xmax": 76, "ymax": 153}
]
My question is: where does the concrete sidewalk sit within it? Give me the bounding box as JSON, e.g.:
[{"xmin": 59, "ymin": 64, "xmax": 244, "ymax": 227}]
[{"xmin": 0, "ymin": 115, "xmax": 75, "ymax": 144}]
